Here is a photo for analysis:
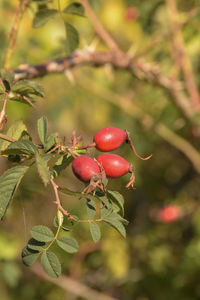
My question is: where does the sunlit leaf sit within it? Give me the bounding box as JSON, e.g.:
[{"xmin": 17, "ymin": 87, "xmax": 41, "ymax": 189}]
[
  {"xmin": 0, "ymin": 120, "xmax": 27, "ymax": 151},
  {"xmin": 63, "ymin": 2, "xmax": 85, "ymax": 16},
  {"xmin": 0, "ymin": 166, "xmax": 29, "ymax": 220},
  {"xmin": 37, "ymin": 116, "xmax": 48, "ymax": 145},
  {"xmin": 33, "ymin": 9, "xmax": 58, "ymax": 28},
  {"xmin": 65, "ymin": 22, "xmax": 79, "ymax": 54},
  {"xmin": 2, "ymin": 140, "xmax": 37, "ymax": 156},
  {"xmin": 36, "ymin": 153, "xmax": 51, "ymax": 186}
]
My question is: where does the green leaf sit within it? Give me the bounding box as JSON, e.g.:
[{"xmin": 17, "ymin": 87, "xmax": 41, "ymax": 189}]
[
  {"xmin": 22, "ymin": 246, "xmax": 39, "ymax": 266},
  {"xmin": 0, "ymin": 120, "xmax": 27, "ymax": 151},
  {"xmin": 33, "ymin": 9, "xmax": 58, "ymax": 28},
  {"xmin": 0, "ymin": 69, "xmax": 14, "ymax": 91},
  {"xmin": 101, "ymin": 204, "xmax": 113, "ymax": 218},
  {"xmin": 65, "ymin": 22, "xmax": 79, "ymax": 55},
  {"xmin": 27, "ymin": 238, "xmax": 46, "ymax": 251},
  {"xmin": 63, "ymin": 2, "xmax": 85, "ymax": 16},
  {"xmin": 86, "ymin": 198, "xmax": 96, "ymax": 219},
  {"xmin": 37, "ymin": 116, "xmax": 48, "ymax": 145},
  {"xmin": 102, "ymin": 213, "xmax": 127, "ymax": 238},
  {"xmin": 12, "ymin": 80, "xmax": 45, "ymax": 97},
  {"xmin": 107, "ymin": 190, "xmax": 124, "ymax": 215},
  {"xmin": 56, "ymin": 237, "xmax": 79, "ymax": 253},
  {"xmin": 41, "ymin": 251, "xmax": 61, "ymax": 278},
  {"xmin": 90, "ymin": 222, "xmax": 101, "ymax": 243},
  {"xmin": 0, "ymin": 165, "xmax": 29, "ymax": 220},
  {"xmin": 45, "ymin": 132, "xmax": 58, "ymax": 151},
  {"xmin": 30, "ymin": 225, "xmax": 54, "ymax": 242},
  {"xmin": 53, "ymin": 154, "xmax": 73, "ymax": 177},
  {"xmin": 2, "ymin": 140, "xmax": 37, "ymax": 156},
  {"xmin": 36, "ymin": 153, "xmax": 51, "ymax": 186}
]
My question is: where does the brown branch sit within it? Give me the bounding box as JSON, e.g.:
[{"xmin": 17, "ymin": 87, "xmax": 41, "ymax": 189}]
[
  {"xmin": 31, "ymin": 263, "xmax": 119, "ymax": 300},
  {"xmin": 166, "ymin": 0, "xmax": 200, "ymax": 111},
  {"xmin": 13, "ymin": 50, "xmax": 194, "ymax": 120},
  {"xmin": 82, "ymin": 0, "xmax": 124, "ymax": 57},
  {"xmin": 4, "ymin": 0, "xmax": 30, "ymax": 69}
]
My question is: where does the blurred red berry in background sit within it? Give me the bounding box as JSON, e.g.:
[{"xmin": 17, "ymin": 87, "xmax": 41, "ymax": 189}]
[
  {"xmin": 157, "ymin": 205, "xmax": 181, "ymax": 223},
  {"xmin": 124, "ymin": 6, "xmax": 138, "ymax": 22}
]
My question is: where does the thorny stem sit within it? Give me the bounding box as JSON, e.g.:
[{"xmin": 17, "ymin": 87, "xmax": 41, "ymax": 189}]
[
  {"xmin": 125, "ymin": 130, "xmax": 152, "ymax": 160},
  {"xmin": 50, "ymin": 178, "xmax": 74, "ymax": 224},
  {"xmin": 4, "ymin": 0, "xmax": 30, "ymax": 69}
]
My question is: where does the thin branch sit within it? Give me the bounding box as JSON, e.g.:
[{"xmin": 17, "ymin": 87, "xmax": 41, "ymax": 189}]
[
  {"xmin": 31, "ymin": 263, "xmax": 119, "ymax": 300},
  {"xmin": 50, "ymin": 178, "xmax": 74, "ymax": 223},
  {"xmin": 166, "ymin": 0, "xmax": 200, "ymax": 111},
  {"xmin": 4, "ymin": 0, "xmax": 30, "ymax": 69},
  {"xmin": 82, "ymin": 0, "xmax": 124, "ymax": 57}
]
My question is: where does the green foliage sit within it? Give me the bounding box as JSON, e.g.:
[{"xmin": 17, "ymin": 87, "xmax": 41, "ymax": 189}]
[
  {"xmin": 33, "ymin": 9, "xmax": 58, "ymax": 28},
  {"xmin": 36, "ymin": 153, "xmax": 51, "ymax": 186},
  {"xmin": 41, "ymin": 251, "xmax": 61, "ymax": 278},
  {"xmin": 30, "ymin": 225, "xmax": 54, "ymax": 242},
  {"xmin": 37, "ymin": 116, "xmax": 48, "ymax": 145},
  {"xmin": 63, "ymin": 2, "xmax": 85, "ymax": 17},
  {"xmin": 65, "ymin": 23, "xmax": 79, "ymax": 55},
  {"xmin": 0, "ymin": 120, "xmax": 27, "ymax": 150},
  {"xmin": 0, "ymin": 165, "xmax": 29, "ymax": 219},
  {"xmin": 89, "ymin": 222, "xmax": 101, "ymax": 243},
  {"xmin": 22, "ymin": 247, "xmax": 40, "ymax": 267},
  {"xmin": 102, "ymin": 212, "xmax": 127, "ymax": 238},
  {"xmin": 56, "ymin": 237, "xmax": 79, "ymax": 253}
]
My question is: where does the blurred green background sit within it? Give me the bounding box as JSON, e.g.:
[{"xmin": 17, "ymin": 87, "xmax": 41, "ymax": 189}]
[{"xmin": 1, "ymin": 0, "xmax": 200, "ymax": 299}]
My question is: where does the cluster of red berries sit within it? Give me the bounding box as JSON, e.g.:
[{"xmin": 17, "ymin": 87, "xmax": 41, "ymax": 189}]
[{"xmin": 72, "ymin": 127, "xmax": 152, "ymax": 193}]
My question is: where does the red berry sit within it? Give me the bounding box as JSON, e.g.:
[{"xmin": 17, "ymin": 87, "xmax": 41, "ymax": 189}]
[
  {"xmin": 72, "ymin": 155, "xmax": 100, "ymax": 183},
  {"xmin": 94, "ymin": 127, "xmax": 127, "ymax": 152},
  {"xmin": 97, "ymin": 153, "xmax": 130, "ymax": 178},
  {"xmin": 158, "ymin": 205, "xmax": 181, "ymax": 223}
]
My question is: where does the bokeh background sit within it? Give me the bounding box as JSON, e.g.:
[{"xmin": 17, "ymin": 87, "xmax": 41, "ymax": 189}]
[{"xmin": 1, "ymin": 0, "xmax": 200, "ymax": 299}]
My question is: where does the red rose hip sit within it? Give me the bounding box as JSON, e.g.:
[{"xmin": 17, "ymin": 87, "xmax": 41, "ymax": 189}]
[
  {"xmin": 94, "ymin": 127, "xmax": 126, "ymax": 152},
  {"xmin": 93, "ymin": 127, "xmax": 152, "ymax": 160},
  {"xmin": 97, "ymin": 153, "xmax": 135, "ymax": 188},
  {"xmin": 72, "ymin": 155, "xmax": 100, "ymax": 183}
]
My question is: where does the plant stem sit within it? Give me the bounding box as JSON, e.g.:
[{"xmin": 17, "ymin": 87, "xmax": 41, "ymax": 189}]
[
  {"xmin": 0, "ymin": 133, "xmax": 16, "ymax": 143},
  {"xmin": 51, "ymin": 178, "xmax": 74, "ymax": 223},
  {"xmin": 4, "ymin": 0, "xmax": 30, "ymax": 69}
]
